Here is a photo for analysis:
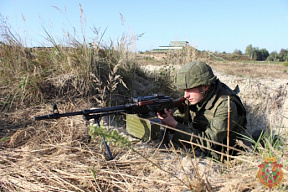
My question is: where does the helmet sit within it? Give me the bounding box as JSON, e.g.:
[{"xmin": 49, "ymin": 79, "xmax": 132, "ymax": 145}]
[{"xmin": 176, "ymin": 61, "xmax": 217, "ymax": 89}]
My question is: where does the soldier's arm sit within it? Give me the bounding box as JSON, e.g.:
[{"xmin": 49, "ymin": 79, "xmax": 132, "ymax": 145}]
[{"xmin": 173, "ymin": 100, "xmax": 239, "ymax": 149}]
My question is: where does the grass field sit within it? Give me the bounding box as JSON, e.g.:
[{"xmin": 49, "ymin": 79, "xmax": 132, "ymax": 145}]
[{"xmin": 1, "ymin": 39, "xmax": 288, "ymax": 191}]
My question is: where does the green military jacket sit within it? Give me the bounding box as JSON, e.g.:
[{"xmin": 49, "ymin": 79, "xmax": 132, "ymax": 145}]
[{"xmin": 172, "ymin": 79, "xmax": 247, "ymax": 155}]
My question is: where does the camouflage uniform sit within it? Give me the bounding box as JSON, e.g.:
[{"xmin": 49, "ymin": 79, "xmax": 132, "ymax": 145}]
[{"xmin": 172, "ymin": 61, "xmax": 247, "ymax": 156}]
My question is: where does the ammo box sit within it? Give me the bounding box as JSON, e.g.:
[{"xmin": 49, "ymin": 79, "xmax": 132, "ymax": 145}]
[{"xmin": 126, "ymin": 114, "xmax": 161, "ymax": 141}]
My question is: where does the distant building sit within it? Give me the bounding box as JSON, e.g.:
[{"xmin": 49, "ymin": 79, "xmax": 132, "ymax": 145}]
[{"xmin": 151, "ymin": 41, "xmax": 189, "ymax": 53}]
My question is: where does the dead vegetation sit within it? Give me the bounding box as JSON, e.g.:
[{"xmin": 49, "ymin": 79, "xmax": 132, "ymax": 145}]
[
  {"xmin": 1, "ymin": 19, "xmax": 288, "ymax": 190},
  {"xmin": 1, "ymin": 63, "xmax": 288, "ymax": 191}
]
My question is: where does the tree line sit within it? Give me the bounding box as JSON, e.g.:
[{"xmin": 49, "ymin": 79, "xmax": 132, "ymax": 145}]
[{"xmin": 233, "ymin": 45, "xmax": 288, "ymax": 62}]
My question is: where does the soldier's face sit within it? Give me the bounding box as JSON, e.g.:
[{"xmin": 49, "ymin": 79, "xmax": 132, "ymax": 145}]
[{"xmin": 184, "ymin": 86, "xmax": 209, "ymax": 105}]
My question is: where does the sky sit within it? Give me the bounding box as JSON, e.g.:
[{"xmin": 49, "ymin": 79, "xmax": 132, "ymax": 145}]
[{"xmin": 1, "ymin": 0, "xmax": 288, "ymax": 53}]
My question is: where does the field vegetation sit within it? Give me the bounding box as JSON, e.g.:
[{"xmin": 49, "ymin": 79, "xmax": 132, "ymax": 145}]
[{"xmin": 1, "ymin": 14, "xmax": 288, "ymax": 191}]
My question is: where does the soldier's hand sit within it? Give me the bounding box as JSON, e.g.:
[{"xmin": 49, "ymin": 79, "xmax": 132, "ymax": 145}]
[{"xmin": 157, "ymin": 109, "xmax": 178, "ymax": 128}]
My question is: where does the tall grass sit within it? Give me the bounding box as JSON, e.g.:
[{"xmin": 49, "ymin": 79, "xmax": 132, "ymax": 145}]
[
  {"xmin": 0, "ymin": 15, "xmax": 148, "ymax": 111},
  {"xmin": 1, "ymin": 9, "xmax": 287, "ymax": 191},
  {"xmin": 1, "ymin": 7, "xmax": 215, "ymax": 112}
]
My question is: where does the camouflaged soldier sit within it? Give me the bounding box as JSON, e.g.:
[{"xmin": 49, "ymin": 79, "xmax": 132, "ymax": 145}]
[{"xmin": 158, "ymin": 61, "xmax": 247, "ymax": 157}]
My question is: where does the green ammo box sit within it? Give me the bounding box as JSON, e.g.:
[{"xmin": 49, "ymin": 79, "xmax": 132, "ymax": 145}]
[{"xmin": 126, "ymin": 114, "xmax": 161, "ymax": 141}]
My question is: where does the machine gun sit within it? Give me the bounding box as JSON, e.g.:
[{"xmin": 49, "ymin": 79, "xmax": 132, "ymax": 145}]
[
  {"xmin": 34, "ymin": 95, "xmax": 185, "ymax": 121},
  {"xmin": 34, "ymin": 95, "xmax": 186, "ymax": 160}
]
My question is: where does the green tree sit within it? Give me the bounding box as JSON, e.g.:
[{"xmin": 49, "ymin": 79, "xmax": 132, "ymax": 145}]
[
  {"xmin": 260, "ymin": 48, "xmax": 269, "ymax": 61},
  {"xmin": 245, "ymin": 44, "xmax": 253, "ymax": 58},
  {"xmin": 245, "ymin": 45, "xmax": 270, "ymax": 61},
  {"xmin": 267, "ymin": 51, "xmax": 278, "ymax": 61},
  {"xmin": 278, "ymin": 49, "xmax": 288, "ymax": 62},
  {"xmin": 250, "ymin": 47, "xmax": 260, "ymax": 60},
  {"xmin": 233, "ymin": 49, "xmax": 242, "ymax": 55}
]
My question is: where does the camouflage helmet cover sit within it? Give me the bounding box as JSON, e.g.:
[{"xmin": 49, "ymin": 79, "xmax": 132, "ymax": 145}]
[{"xmin": 176, "ymin": 61, "xmax": 217, "ymax": 89}]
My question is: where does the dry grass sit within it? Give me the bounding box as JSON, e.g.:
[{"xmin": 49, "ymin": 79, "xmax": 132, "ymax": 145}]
[
  {"xmin": 210, "ymin": 61, "xmax": 288, "ymax": 80},
  {"xmin": 1, "ymin": 50, "xmax": 288, "ymax": 191},
  {"xmin": 0, "ymin": 104, "xmax": 210, "ymax": 191},
  {"xmin": 1, "ymin": 45, "xmax": 288, "ymax": 191},
  {"xmin": 1, "ymin": 11, "xmax": 288, "ymax": 191},
  {"xmin": 1, "ymin": 94, "xmax": 288, "ymax": 191}
]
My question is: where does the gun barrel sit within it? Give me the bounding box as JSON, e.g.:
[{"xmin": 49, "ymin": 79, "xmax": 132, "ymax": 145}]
[
  {"xmin": 34, "ymin": 114, "xmax": 59, "ymax": 120},
  {"xmin": 33, "ymin": 96, "xmax": 185, "ymax": 121},
  {"xmin": 33, "ymin": 103, "xmax": 138, "ymax": 121},
  {"xmin": 34, "ymin": 111, "xmax": 83, "ymax": 120}
]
